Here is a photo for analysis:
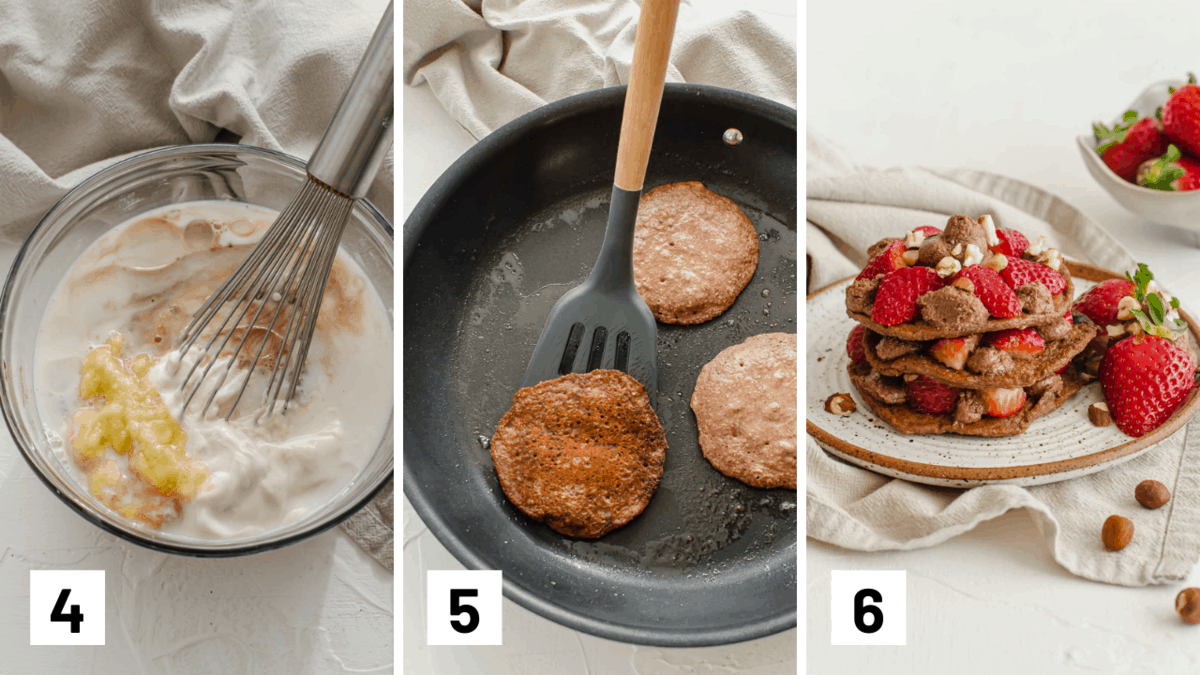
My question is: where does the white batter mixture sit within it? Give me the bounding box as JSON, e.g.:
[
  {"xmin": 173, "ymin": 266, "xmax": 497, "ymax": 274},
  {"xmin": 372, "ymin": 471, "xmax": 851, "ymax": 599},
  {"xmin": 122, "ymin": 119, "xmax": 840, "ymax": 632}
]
[{"xmin": 35, "ymin": 201, "xmax": 392, "ymax": 540}]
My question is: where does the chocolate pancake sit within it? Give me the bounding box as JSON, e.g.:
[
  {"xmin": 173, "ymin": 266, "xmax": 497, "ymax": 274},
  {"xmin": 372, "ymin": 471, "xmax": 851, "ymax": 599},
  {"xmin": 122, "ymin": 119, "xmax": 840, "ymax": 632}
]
[
  {"xmin": 848, "ymin": 268, "xmax": 1075, "ymax": 340},
  {"xmin": 862, "ymin": 323, "xmax": 1099, "ymax": 389},
  {"xmin": 847, "ymin": 362, "xmax": 1085, "ymax": 437},
  {"xmin": 489, "ymin": 370, "xmax": 667, "ymax": 539},
  {"xmin": 691, "ymin": 332, "xmax": 797, "ymax": 489},
  {"xmin": 632, "ymin": 181, "xmax": 759, "ymax": 324}
]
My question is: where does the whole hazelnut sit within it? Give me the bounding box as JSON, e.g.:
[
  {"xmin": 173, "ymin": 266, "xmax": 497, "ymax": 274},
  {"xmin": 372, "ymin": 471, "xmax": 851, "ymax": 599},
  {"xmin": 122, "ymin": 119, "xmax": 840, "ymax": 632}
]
[
  {"xmin": 1135, "ymin": 480, "xmax": 1171, "ymax": 509},
  {"xmin": 1101, "ymin": 515, "xmax": 1134, "ymax": 551},
  {"xmin": 1178, "ymin": 588, "xmax": 1200, "ymax": 625}
]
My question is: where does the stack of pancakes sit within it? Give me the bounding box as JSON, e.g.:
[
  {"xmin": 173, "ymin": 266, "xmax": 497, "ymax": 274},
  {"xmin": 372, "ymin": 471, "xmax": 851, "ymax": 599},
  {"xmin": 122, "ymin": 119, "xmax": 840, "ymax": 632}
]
[{"xmin": 844, "ymin": 217, "xmax": 1100, "ymax": 437}]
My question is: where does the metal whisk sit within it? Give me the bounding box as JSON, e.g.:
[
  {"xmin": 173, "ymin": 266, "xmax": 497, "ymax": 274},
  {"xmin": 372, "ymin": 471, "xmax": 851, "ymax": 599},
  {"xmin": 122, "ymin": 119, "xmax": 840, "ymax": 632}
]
[{"xmin": 177, "ymin": 1, "xmax": 393, "ymax": 421}]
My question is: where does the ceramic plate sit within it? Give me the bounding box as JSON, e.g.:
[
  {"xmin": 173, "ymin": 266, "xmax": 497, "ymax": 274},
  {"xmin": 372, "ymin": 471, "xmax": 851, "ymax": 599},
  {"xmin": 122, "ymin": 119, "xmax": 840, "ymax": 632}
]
[{"xmin": 806, "ymin": 261, "xmax": 1200, "ymax": 487}]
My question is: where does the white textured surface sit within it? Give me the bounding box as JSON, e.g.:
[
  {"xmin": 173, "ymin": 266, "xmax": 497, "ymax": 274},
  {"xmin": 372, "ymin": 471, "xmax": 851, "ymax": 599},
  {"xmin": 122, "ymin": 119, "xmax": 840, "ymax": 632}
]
[
  {"xmin": 401, "ymin": 0, "xmax": 799, "ymax": 667},
  {"xmin": 0, "ymin": 427, "xmax": 394, "ymax": 672},
  {"xmin": 809, "ymin": 0, "xmax": 1200, "ymax": 671}
]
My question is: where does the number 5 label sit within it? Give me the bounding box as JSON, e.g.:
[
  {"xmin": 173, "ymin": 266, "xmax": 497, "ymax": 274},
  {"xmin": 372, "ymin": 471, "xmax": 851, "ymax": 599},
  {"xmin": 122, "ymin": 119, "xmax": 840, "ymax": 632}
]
[
  {"xmin": 30, "ymin": 570, "xmax": 105, "ymax": 645},
  {"xmin": 427, "ymin": 570, "xmax": 502, "ymax": 645},
  {"xmin": 830, "ymin": 570, "xmax": 906, "ymax": 645}
]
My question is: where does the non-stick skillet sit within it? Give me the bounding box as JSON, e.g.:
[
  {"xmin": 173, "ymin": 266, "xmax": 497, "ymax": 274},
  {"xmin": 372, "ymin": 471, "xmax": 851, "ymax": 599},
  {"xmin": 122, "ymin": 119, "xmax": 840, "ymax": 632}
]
[{"xmin": 404, "ymin": 83, "xmax": 797, "ymax": 647}]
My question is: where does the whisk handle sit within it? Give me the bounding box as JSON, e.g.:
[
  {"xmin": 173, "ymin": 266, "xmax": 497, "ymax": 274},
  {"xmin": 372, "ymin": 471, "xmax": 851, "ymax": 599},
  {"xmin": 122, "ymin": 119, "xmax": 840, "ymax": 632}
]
[{"xmin": 308, "ymin": 0, "xmax": 394, "ymax": 198}]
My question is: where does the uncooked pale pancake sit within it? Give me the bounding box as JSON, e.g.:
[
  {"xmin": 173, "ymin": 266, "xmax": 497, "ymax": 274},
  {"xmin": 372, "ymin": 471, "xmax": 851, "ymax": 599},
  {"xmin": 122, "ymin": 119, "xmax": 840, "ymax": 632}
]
[
  {"xmin": 633, "ymin": 181, "xmax": 759, "ymax": 324},
  {"xmin": 490, "ymin": 370, "xmax": 667, "ymax": 539},
  {"xmin": 691, "ymin": 332, "xmax": 797, "ymax": 489}
]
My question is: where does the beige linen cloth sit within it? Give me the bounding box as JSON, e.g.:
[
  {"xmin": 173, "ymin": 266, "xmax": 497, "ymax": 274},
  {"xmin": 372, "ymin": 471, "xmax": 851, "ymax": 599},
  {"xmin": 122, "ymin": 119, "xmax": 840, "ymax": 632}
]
[
  {"xmin": 807, "ymin": 130, "xmax": 1200, "ymax": 586},
  {"xmin": 0, "ymin": 0, "xmax": 394, "ymax": 571},
  {"xmin": 403, "ymin": 0, "xmax": 796, "ymax": 139}
]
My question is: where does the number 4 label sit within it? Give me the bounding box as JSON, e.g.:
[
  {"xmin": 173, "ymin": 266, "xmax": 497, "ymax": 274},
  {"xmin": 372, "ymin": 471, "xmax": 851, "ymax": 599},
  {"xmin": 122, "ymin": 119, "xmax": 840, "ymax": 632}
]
[
  {"xmin": 831, "ymin": 570, "xmax": 906, "ymax": 645},
  {"xmin": 30, "ymin": 570, "xmax": 105, "ymax": 645},
  {"xmin": 427, "ymin": 570, "xmax": 502, "ymax": 645}
]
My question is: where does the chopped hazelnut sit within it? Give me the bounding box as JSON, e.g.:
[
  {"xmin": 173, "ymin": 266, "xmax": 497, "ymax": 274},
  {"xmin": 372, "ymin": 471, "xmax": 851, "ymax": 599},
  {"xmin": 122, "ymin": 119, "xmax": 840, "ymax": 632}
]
[
  {"xmin": 1026, "ymin": 235, "xmax": 1047, "ymax": 256},
  {"xmin": 901, "ymin": 249, "xmax": 920, "ymax": 266},
  {"xmin": 1107, "ymin": 323, "xmax": 1126, "ymax": 338},
  {"xmin": 963, "ymin": 243, "xmax": 984, "ymax": 267},
  {"xmin": 983, "ymin": 252, "xmax": 1008, "ymax": 271},
  {"xmin": 1116, "ymin": 295, "xmax": 1139, "ymax": 320},
  {"xmin": 824, "ymin": 393, "xmax": 856, "ymax": 417},
  {"xmin": 1088, "ymin": 402, "xmax": 1112, "ymax": 427},
  {"xmin": 951, "ymin": 277, "xmax": 976, "ymax": 292},
  {"xmin": 905, "ymin": 230, "xmax": 926, "ymax": 249},
  {"xmin": 979, "ymin": 214, "xmax": 1000, "ymax": 246},
  {"xmin": 951, "ymin": 243, "xmax": 963, "ymax": 256},
  {"xmin": 936, "ymin": 256, "xmax": 962, "ymax": 278}
]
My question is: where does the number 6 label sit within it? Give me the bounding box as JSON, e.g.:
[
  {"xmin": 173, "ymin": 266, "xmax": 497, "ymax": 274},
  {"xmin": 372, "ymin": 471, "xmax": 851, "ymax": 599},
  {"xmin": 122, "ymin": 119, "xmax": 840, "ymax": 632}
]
[
  {"xmin": 831, "ymin": 570, "xmax": 906, "ymax": 645},
  {"xmin": 427, "ymin": 570, "xmax": 502, "ymax": 645}
]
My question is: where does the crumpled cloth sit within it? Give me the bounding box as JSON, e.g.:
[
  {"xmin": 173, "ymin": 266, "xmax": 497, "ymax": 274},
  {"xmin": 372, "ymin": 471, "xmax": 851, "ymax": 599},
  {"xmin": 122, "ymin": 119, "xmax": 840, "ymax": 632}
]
[
  {"xmin": 807, "ymin": 129, "xmax": 1200, "ymax": 586},
  {"xmin": 0, "ymin": 0, "xmax": 394, "ymax": 570},
  {"xmin": 403, "ymin": 0, "xmax": 796, "ymax": 139}
]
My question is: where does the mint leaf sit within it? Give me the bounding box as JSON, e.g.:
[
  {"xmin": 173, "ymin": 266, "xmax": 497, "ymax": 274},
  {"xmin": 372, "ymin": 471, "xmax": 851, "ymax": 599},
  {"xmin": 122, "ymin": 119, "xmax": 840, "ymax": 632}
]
[{"xmin": 1148, "ymin": 293, "xmax": 1166, "ymax": 324}]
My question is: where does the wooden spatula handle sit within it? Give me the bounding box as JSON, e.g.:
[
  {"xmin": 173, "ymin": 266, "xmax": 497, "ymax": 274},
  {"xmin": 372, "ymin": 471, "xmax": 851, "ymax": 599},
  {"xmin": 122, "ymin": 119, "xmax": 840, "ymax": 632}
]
[{"xmin": 613, "ymin": 0, "xmax": 681, "ymax": 192}]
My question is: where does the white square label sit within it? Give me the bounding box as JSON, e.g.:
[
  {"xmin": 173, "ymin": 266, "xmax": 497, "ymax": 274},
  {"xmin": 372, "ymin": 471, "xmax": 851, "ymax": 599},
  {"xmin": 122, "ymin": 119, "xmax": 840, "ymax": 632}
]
[
  {"xmin": 830, "ymin": 570, "xmax": 906, "ymax": 645},
  {"xmin": 427, "ymin": 570, "xmax": 502, "ymax": 645},
  {"xmin": 30, "ymin": 570, "xmax": 105, "ymax": 645}
]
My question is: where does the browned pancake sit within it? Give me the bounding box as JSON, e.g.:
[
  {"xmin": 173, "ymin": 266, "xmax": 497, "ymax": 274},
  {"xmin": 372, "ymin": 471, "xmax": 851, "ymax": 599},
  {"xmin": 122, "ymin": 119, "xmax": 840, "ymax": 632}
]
[
  {"xmin": 489, "ymin": 370, "xmax": 667, "ymax": 539},
  {"xmin": 849, "ymin": 270, "xmax": 1075, "ymax": 340},
  {"xmin": 691, "ymin": 333, "xmax": 797, "ymax": 489},
  {"xmin": 847, "ymin": 362, "xmax": 1084, "ymax": 437},
  {"xmin": 633, "ymin": 181, "xmax": 759, "ymax": 325},
  {"xmin": 862, "ymin": 323, "xmax": 1098, "ymax": 389}
]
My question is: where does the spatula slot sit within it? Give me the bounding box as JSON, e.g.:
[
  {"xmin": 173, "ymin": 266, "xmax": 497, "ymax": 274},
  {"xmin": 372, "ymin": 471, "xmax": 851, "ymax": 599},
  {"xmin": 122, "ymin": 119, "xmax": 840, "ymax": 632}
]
[
  {"xmin": 587, "ymin": 326, "xmax": 608, "ymax": 371},
  {"xmin": 559, "ymin": 322, "xmax": 586, "ymax": 375},
  {"xmin": 614, "ymin": 331, "xmax": 631, "ymax": 372}
]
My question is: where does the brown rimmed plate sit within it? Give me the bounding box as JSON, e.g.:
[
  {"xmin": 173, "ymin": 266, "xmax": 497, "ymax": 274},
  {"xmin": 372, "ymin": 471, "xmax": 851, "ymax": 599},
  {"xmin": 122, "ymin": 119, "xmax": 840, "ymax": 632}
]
[{"xmin": 806, "ymin": 260, "xmax": 1200, "ymax": 487}]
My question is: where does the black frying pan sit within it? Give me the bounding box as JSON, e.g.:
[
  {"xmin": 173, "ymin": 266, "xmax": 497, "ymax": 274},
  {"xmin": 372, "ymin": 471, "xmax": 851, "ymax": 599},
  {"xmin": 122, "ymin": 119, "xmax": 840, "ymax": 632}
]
[{"xmin": 404, "ymin": 83, "xmax": 797, "ymax": 646}]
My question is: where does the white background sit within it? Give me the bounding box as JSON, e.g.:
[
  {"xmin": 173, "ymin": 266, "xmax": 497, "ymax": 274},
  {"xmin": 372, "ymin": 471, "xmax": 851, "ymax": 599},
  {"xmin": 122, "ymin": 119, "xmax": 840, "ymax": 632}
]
[
  {"xmin": 808, "ymin": 0, "xmax": 1200, "ymax": 673},
  {"xmin": 402, "ymin": 0, "xmax": 799, "ymax": 672}
]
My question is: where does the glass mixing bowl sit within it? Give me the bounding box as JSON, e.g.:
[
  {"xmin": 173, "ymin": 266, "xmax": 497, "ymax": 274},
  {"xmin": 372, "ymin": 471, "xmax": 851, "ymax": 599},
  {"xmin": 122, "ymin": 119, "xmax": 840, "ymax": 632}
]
[{"xmin": 0, "ymin": 144, "xmax": 394, "ymax": 556}]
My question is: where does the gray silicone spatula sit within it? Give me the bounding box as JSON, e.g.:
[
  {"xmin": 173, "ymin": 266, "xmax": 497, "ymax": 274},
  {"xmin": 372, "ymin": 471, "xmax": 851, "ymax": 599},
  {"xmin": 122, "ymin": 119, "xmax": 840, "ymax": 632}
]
[{"xmin": 519, "ymin": 0, "xmax": 680, "ymax": 398}]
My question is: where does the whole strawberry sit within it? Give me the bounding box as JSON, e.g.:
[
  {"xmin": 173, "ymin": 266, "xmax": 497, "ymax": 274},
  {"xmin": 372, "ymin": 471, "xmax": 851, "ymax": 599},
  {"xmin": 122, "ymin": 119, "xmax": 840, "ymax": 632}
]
[
  {"xmin": 1095, "ymin": 111, "xmax": 1170, "ymax": 183},
  {"xmin": 1073, "ymin": 279, "xmax": 1136, "ymax": 326},
  {"xmin": 847, "ymin": 325, "xmax": 867, "ymax": 363},
  {"xmin": 872, "ymin": 266, "xmax": 944, "ymax": 326},
  {"xmin": 1162, "ymin": 73, "xmax": 1200, "ymax": 158},
  {"xmin": 1099, "ymin": 263, "xmax": 1195, "ymax": 437},
  {"xmin": 1137, "ymin": 144, "xmax": 1200, "ymax": 192},
  {"xmin": 1100, "ymin": 335, "xmax": 1195, "ymax": 437}
]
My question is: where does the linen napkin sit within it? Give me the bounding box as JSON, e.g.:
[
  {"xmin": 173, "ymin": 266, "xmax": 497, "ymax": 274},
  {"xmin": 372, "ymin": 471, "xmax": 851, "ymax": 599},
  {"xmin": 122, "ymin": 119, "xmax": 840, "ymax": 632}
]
[
  {"xmin": 0, "ymin": 0, "xmax": 394, "ymax": 570},
  {"xmin": 807, "ymin": 129, "xmax": 1200, "ymax": 586},
  {"xmin": 403, "ymin": 0, "xmax": 797, "ymax": 139}
]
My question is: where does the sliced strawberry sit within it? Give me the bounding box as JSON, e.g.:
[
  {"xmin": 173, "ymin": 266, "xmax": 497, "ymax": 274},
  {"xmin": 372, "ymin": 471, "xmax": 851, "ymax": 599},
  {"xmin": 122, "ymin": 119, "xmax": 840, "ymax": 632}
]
[
  {"xmin": 1064, "ymin": 310, "xmax": 1074, "ymax": 325},
  {"xmin": 905, "ymin": 375, "xmax": 960, "ymax": 414},
  {"xmin": 1072, "ymin": 278, "xmax": 1135, "ymax": 327},
  {"xmin": 988, "ymin": 328, "xmax": 1046, "ymax": 358},
  {"xmin": 1100, "ymin": 335, "xmax": 1197, "ymax": 437},
  {"xmin": 912, "ymin": 225, "xmax": 942, "ymax": 237},
  {"xmin": 981, "ymin": 387, "xmax": 1027, "ymax": 418},
  {"xmin": 857, "ymin": 240, "xmax": 908, "ymax": 281},
  {"xmin": 872, "ymin": 266, "xmax": 944, "ymax": 326},
  {"xmin": 955, "ymin": 266, "xmax": 1022, "ymax": 318},
  {"xmin": 1000, "ymin": 258, "xmax": 1067, "ymax": 295},
  {"xmin": 991, "ymin": 229, "xmax": 1029, "ymax": 259},
  {"xmin": 930, "ymin": 334, "xmax": 980, "ymax": 370},
  {"xmin": 846, "ymin": 325, "xmax": 867, "ymax": 364}
]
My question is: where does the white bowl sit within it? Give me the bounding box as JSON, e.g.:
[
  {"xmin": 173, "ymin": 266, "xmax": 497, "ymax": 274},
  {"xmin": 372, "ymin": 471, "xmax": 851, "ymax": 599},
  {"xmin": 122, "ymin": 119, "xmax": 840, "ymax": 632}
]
[{"xmin": 1077, "ymin": 77, "xmax": 1200, "ymax": 229}]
